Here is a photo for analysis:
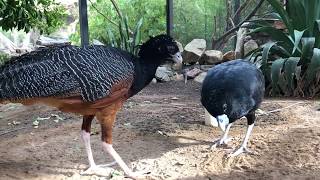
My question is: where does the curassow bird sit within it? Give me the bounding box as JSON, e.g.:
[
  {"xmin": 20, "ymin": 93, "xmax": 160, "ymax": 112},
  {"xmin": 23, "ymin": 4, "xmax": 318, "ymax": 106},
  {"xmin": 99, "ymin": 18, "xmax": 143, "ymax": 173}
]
[
  {"xmin": 0, "ymin": 34, "xmax": 182, "ymax": 178},
  {"xmin": 201, "ymin": 59, "xmax": 265, "ymax": 157}
]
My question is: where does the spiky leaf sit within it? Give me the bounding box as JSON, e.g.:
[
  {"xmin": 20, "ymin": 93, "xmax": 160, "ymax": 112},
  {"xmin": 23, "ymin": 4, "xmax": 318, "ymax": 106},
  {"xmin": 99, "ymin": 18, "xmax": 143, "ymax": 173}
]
[
  {"xmin": 266, "ymin": 0, "xmax": 293, "ymax": 36},
  {"xmin": 300, "ymin": 37, "xmax": 315, "ymax": 65},
  {"xmin": 284, "ymin": 57, "xmax": 300, "ymax": 91},
  {"xmin": 271, "ymin": 58, "xmax": 285, "ymax": 94},
  {"xmin": 292, "ymin": 30, "xmax": 304, "ymax": 55},
  {"xmin": 306, "ymin": 48, "xmax": 320, "ymax": 84}
]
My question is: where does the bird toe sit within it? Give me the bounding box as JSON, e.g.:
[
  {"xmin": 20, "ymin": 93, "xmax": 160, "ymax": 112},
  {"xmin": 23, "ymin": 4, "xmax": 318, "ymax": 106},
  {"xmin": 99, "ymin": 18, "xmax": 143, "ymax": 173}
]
[{"xmin": 80, "ymin": 165, "xmax": 114, "ymax": 176}]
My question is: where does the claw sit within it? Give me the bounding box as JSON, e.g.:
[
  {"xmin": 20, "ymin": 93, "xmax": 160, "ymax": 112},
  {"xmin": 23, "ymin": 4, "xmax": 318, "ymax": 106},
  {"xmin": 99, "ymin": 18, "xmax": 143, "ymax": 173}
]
[
  {"xmin": 80, "ymin": 161, "xmax": 117, "ymax": 175},
  {"xmin": 210, "ymin": 137, "xmax": 233, "ymax": 150},
  {"xmin": 228, "ymin": 146, "xmax": 252, "ymax": 157}
]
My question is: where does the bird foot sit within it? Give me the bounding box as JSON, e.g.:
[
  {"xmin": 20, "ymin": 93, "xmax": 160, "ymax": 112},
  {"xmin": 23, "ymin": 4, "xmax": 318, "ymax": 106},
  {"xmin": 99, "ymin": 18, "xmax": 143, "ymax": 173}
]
[
  {"xmin": 210, "ymin": 137, "xmax": 233, "ymax": 150},
  {"xmin": 227, "ymin": 146, "xmax": 252, "ymax": 157},
  {"xmin": 80, "ymin": 161, "xmax": 117, "ymax": 176}
]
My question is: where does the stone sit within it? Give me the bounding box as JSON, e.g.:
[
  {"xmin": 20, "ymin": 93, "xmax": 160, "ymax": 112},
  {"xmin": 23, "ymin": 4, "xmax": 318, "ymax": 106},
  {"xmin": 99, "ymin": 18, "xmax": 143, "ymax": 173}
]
[
  {"xmin": 185, "ymin": 67, "xmax": 202, "ymax": 79},
  {"xmin": 92, "ymin": 39, "xmax": 105, "ymax": 45},
  {"xmin": 204, "ymin": 109, "xmax": 218, "ymax": 127},
  {"xmin": 200, "ymin": 65, "xmax": 214, "ymax": 71},
  {"xmin": 199, "ymin": 50, "xmax": 223, "ymax": 65},
  {"xmin": 194, "ymin": 72, "xmax": 207, "ymax": 83},
  {"xmin": 155, "ymin": 66, "xmax": 175, "ymax": 82},
  {"xmin": 36, "ymin": 36, "xmax": 70, "ymax": 46},
  {"xmin": 222, "ymin": 51, "xmax": 235, "ymax": 62},
  {"xmin": 182, "ymin": 39, "xmax": 206, "ymax": 64},
  {"xmin": 244, "ymin": 40, "xmax": 259, "ymax": 56}
]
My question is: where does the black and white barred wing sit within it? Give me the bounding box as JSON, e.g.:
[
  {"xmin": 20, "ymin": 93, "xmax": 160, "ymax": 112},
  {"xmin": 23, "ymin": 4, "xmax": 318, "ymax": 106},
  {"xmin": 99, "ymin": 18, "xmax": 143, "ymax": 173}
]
[
  {"xmin": 63, "ymin": 45, "xmax": 135, "ymax": 102},
  {"xmin": 0, "ymin": 47, "xmax": 80, "ymax": 101},
  {"xmin": 0, "ymin": 45, "xmax": 135, "ymax": 102}
]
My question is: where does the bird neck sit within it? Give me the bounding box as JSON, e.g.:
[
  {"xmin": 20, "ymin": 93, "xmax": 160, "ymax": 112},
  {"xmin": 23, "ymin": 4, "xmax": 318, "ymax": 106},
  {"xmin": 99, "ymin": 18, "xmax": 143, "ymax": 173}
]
[{"xmin": 129, "ymin": 58, "xmax": 161, "ymax": 96}]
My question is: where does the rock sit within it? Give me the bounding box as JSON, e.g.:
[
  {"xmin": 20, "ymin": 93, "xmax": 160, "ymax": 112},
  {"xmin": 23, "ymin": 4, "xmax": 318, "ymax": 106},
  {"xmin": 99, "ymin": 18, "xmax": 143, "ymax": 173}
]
[
  {"xmin": 182, "ymin": 39, "xmax": 206, "ymax": 64},
  {"xmin": 185, "ymin": 67, "xmax": 202, "ymax": 79},
  {"xmin": 36, "ymin": 36, "xmax": 70, "ymax": 46},
  {"xmin": 199, "ymin": 50, "xmax": 223, "ymax": 65},
  {"xmin": 222, "ymin": 51, "xmax": 235, "ymax": 62},
  {"xmin": 194, "ymin": 72, "xmax": 207, "ymax": 83},
  {"xmin": 92, "ymin": 39, "xmax": 105, "ymax": 45},
  {"xmin": 173, "ymin": 74, "xmax": 184, "ymax": 81},
  {"xmin": 244, "ymin": 40, "xmax": 258, "ymax": 56},
  {"xmin": 200, "ymin": 65, "xmax": 213, "ymax": 71},
  {"xmin": 151, "ymin": 78, "xmax": 157, "ymax": 83},
  {"xmin": 204, "ymin": 109, "xmax": 218, "ymax": 127},
  {"xmin": 155, "ymin": 66, "xmax": 175, "ymax": 82}
]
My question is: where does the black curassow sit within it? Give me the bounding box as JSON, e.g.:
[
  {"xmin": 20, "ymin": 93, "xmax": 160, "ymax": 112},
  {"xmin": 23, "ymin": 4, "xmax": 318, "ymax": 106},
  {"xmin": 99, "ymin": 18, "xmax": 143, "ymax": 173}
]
[
  {"xmin": 201, "ymin": 59, "xmax": 265, "ymax": 157},
  {"xmin": 0, "ymin": 34, "xmax": 182, "ymax": 179}
]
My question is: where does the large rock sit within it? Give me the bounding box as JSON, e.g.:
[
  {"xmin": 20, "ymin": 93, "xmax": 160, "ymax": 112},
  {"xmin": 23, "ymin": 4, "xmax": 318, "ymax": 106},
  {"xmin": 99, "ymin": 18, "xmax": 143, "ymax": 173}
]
[
  {"xmin": 194, "ymin": 72, "xmax": 207, "ymax": 83},
  {"xmin": 199, "ymin": 50, "xmax": 223, "ymax": 65},
  {"xmin": 244, "ymin": 40, "xmax": 259, "ymax": 56},
  {"xmin": 182, "ymin": 39, "xmax": 206, "ymax": 64}
]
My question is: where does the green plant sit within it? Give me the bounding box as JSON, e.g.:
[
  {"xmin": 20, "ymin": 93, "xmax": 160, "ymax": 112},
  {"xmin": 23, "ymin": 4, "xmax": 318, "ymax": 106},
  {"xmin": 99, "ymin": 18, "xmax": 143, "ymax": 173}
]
[
  {"xmin": 106, "ymin": 16, "xmax": 143, "ymax": 55},
  {"xmin": 0, "ymin": 53, "xmax": 10, "ymax": 66},
  {"xmin": 70, "ymin": 0, "xmax": 165, "ymax": 48},
  {"xmin": 248, "ymin": 0, "xmax": 320, "ymax": 97},
  {"xmin": 0, "ymin": 0, "xmax": 67, "ymax": 34}
]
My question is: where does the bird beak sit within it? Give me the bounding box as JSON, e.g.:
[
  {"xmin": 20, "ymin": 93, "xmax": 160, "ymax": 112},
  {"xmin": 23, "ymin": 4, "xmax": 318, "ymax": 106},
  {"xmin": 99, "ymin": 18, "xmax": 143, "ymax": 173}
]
[
  {"xmin": 171, "ymin": 52, "xmax": 183, "ymax": 64},
  {"xmin": 217, "ymin": 114, "xmax": 229, "ymax": 132}
]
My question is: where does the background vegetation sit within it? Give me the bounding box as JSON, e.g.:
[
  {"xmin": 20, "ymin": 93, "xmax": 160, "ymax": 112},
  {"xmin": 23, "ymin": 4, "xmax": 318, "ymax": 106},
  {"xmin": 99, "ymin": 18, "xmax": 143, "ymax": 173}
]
[
  {"xmin": 249, "ymin": 0, "xmax": 320, "ymax": 97},
  {"xmin": 71, "ymin": 0, "xmax": 272, "ymax": 51},
  {"xmin": 0, "ymin": 0, "xmax": 67, "ymax": 34}
]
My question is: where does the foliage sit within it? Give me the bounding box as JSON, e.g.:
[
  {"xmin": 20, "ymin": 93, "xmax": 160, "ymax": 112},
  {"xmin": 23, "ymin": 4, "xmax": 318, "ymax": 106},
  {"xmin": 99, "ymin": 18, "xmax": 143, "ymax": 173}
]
[
  {"xmin": 0, "ymin": 0, "xmax": 67, "ymax": 34},
  {"xmin": 0, "ymin": 53, "xmax": 10, "ymax": 66},
  {"xmin": 248, "ymin": 0, "xmax": 320, "ymax": 97},
  {"xmin": 172, "ymin": 0, "xmax": 225, "ymax": 47},
  {"xmin": 71, "ymin": 0, "xmax": 165, "ymax": 48},
  {"xmin": 107, "ymin": 15, "xmax": 143, "ymax": 56}
]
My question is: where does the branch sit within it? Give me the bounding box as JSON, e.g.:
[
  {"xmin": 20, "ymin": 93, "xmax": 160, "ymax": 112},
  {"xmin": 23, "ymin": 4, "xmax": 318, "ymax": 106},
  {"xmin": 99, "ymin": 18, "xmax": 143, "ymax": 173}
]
[
  {"xmin": 88, "ymin": 0, "xmax": 118, "ymax": 27},
  {"xmin": 232, "ymin": 0, "xmax": 251, "ymax": 20},
  {"xmin": 212, "ymin": 0, "xmax": 265, "ymax": 49},
  {"xmin": 110, "ymin": 0, "xmax": 123, "ymax": 19}
]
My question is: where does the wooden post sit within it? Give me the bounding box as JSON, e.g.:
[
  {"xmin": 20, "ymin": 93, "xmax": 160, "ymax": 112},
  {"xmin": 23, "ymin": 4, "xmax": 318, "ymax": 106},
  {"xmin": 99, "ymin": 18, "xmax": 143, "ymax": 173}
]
[
  {"xmin": 166, "ymin": 0, "xmax": 173, "ymax": 36},
  {"xmin": 79, "ymin": 0, "xmax": 89, "ymax": 47},
  {"xmin": 233, "ymin": 0, "xmax": 240, "ymax": 48}
]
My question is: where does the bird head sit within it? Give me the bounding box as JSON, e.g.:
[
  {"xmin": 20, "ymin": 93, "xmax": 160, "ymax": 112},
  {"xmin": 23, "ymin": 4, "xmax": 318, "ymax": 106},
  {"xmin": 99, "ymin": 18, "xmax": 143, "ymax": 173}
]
[
  {"xmin": 217, "ymin": 114, "xmax": 229, "ymax": 132},
  {"xmin": 138, "ymin": 34, "xmax": 183, "ymax": 64}
]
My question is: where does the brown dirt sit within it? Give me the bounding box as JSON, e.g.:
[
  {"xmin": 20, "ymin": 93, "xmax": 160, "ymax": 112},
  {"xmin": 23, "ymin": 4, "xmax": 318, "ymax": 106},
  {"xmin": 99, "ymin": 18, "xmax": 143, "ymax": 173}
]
[{"xmin": 0, "ymin": 81, "xmax": 319, "ymax": 180}]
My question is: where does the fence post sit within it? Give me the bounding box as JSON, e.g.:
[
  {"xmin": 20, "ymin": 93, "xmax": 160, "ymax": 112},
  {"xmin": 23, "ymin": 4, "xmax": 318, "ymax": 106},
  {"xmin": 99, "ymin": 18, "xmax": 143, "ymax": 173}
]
[
  {"xmin": 79, "ymin": 0, "xmax": 89, "ymax": 47},
  {"xmin": 166, "ymin": 0, "xmax": 173, "ymax": 36}
]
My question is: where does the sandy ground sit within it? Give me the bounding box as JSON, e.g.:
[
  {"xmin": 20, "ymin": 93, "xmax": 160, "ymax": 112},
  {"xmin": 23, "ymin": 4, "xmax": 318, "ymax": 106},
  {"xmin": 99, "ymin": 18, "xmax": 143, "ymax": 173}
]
[{"xmin": 0, "ymin": 81, "xmax": 319, "ymax": 180}]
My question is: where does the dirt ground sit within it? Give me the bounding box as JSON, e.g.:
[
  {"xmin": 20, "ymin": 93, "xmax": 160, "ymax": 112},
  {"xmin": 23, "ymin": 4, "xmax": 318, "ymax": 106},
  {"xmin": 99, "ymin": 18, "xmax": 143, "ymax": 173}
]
[{"xmin": 0, "ymin": 81, "xmax": 319, "ymax": 180}]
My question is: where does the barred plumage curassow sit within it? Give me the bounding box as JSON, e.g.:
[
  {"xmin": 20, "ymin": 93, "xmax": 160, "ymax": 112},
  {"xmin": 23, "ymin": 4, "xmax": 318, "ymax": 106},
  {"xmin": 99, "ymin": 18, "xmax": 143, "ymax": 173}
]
[{"xmin": 0, "ymin": 34, "xmax": 182, "ymax": 179}]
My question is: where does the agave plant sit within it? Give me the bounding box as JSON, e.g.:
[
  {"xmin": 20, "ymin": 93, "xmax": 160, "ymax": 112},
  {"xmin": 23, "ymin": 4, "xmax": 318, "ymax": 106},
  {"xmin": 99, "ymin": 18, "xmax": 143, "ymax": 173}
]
[
  {"xmin": 248, "ymin": 0, "xmax": 320, "ymax": 97},
  {"xmin": 107, "ymin": 15, "xmax": 143, "ymax": 56},
  {"xmin": 93, "ymin": 0, "xmax": 144, "ymax": 56}
]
